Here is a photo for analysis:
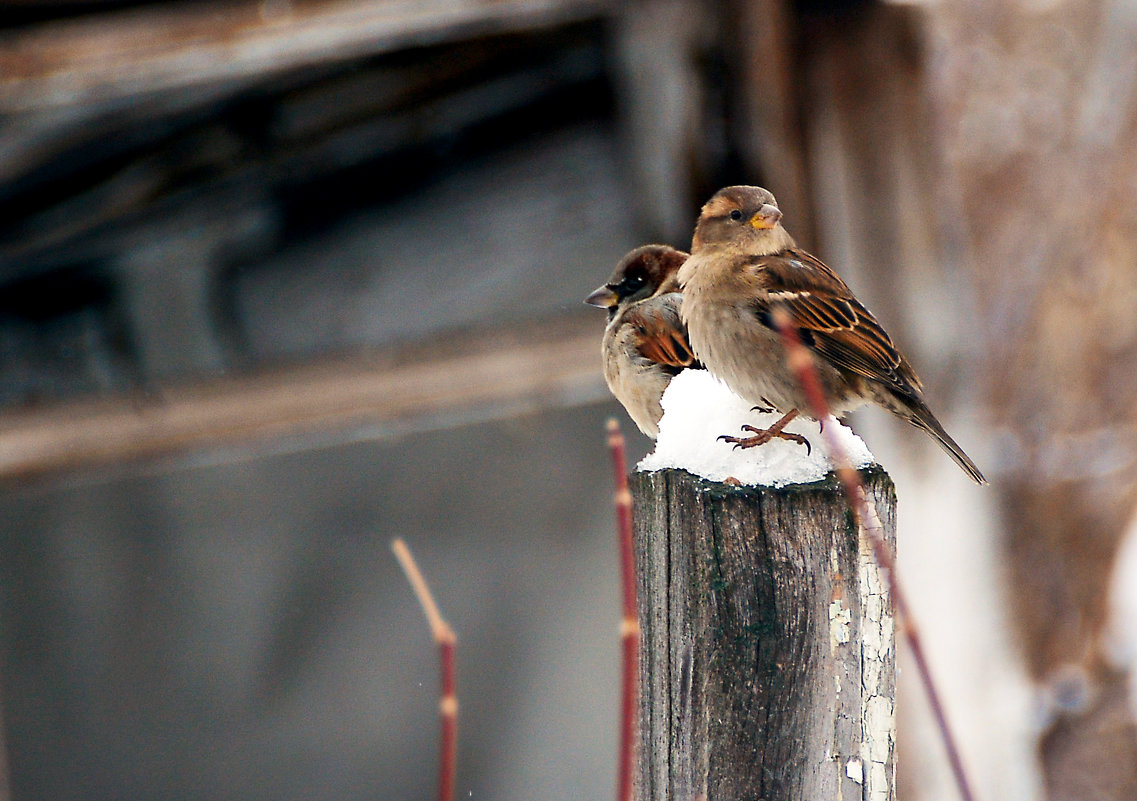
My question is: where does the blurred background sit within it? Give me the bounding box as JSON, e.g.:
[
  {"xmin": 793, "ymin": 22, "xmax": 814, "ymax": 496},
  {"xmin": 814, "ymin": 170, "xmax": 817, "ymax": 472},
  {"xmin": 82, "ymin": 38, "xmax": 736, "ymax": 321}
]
[{"xmin": 1, "ymin": 0, "xmax": 1136, "ymax": 799}]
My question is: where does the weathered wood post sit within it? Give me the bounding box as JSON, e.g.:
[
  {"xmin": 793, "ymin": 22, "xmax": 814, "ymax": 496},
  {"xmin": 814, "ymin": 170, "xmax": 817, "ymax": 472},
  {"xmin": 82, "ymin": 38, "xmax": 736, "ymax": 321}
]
[{"xmin": 631, "ymin": 467, "xmax": 896, "ymax": 801}]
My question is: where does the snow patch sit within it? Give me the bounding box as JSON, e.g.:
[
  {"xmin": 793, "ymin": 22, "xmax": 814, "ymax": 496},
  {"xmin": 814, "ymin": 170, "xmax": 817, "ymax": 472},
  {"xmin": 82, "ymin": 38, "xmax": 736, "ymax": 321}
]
[{"xmin": 637, "ymin": 370, "xmax": 875, "ymax": 487}]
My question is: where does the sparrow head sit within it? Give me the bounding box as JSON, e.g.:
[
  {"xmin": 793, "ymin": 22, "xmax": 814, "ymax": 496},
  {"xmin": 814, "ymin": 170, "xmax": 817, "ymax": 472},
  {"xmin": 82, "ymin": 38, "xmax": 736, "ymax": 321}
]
[
  {"xmin": 691, "ymin": 185, "xmax": 795, "ymax": 255},
  {"xmin": 585, "ymin": 245, "xmax": 689, "ymax": 317}
]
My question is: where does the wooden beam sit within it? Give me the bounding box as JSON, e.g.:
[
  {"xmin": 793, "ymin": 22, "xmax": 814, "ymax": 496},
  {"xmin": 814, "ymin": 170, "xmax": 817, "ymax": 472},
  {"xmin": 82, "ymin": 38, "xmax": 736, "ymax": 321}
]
[
  {"xmin": 0, "ymin": 314, "xmax": 607, "ymax": 479},
  {"xmin": 0, "ymin": 0, "xmax": 613, "ymax": 113}
]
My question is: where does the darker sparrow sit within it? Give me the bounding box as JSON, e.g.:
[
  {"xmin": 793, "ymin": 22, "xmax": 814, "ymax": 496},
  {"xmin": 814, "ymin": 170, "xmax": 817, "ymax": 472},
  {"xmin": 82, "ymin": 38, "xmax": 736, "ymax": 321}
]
[{"xmin": 585, "ymin": 245, "xmax": 698, "ymax": 438}]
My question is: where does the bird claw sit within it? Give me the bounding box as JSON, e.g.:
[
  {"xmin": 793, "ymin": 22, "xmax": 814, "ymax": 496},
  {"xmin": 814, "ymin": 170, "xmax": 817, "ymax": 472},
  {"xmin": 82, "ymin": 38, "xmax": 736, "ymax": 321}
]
[
  {"xmin": 717, "ymin": 427, "xmax": 811, "ymax": 455},
  {"xmin": 716, "ymin": 433, "xmax": 749, "ymax": 449}
]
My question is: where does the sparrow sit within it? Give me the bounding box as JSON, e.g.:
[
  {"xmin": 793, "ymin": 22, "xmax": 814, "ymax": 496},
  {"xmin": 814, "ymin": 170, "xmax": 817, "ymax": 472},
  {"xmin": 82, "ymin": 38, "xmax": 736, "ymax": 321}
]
[
  {"xmin": 677, "ymin": 185, "xmax": 988, "ymax": 485},
  {"xmin": 585, "ymin": 245, "xmax": 698, "ymax": 438}
]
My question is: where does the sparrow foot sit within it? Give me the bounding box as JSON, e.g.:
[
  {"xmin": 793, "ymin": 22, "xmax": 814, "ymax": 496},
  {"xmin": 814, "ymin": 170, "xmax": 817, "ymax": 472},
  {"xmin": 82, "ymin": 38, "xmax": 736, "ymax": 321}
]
[
  {"xmin": 718, "ymin": 427, "xmax": 811, "ymax": 455},
  {"xmin": 716, "ymin": 409, "xmax": 811, "ymax": 455}
]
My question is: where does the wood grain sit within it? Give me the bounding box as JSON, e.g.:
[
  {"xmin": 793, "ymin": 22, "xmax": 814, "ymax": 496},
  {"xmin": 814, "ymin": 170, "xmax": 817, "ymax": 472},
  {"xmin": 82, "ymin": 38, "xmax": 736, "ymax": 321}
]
[{"xmin": 632, "ymin": 467, "xmax": 896, "ymax": 801}]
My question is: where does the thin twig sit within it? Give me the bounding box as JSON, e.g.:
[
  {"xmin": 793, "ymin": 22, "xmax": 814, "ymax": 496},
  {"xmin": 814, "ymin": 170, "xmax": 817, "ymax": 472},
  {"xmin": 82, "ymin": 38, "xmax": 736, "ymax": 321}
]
[
  {"xmin": 606, "ymin": 418, "xmax": 639, "ymax": 801},
  {"xmin": 771, "ymin": 305, "xmax": 977, "ymax": 801},
  {"xmin": 392, "ymin": 538, "xmax": 458, "ymax": 801}
]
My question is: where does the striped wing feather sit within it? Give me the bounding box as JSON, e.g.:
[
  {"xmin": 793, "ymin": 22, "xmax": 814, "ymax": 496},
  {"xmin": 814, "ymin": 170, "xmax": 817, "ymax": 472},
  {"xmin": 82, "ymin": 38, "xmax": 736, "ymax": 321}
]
[
  {"xmin": 748, "ymin": 248, "xmax": 923, "ymax": 396},
  {"xmin": 626, "ymin": 293, "xmax": 697, "ymax": 373}
]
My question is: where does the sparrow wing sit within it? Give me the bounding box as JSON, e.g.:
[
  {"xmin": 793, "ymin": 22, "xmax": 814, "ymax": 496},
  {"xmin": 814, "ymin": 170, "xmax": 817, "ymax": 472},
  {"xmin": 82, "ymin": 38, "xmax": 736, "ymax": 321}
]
[
  {"xmin": 625, "ymin": 293, "xmax": 698, "ymax": 372},
  {"xmin": 749, "ymin": 249, "xmax": 924, "ymax": 394}
]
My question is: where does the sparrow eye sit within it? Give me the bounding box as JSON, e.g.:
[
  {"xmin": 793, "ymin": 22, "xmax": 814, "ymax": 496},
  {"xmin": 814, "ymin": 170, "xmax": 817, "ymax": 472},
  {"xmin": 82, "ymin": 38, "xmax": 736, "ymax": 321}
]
[{"xmin": 729, "ymin": 209, "xmax": 743, "ymax": 221}]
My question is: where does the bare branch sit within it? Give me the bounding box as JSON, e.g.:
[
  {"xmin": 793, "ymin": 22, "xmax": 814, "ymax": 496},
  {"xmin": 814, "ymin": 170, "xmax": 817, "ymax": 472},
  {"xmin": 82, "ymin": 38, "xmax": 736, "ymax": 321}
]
[
  {"xmin": 606, "ymin": 418, "xmax": 638, "ymax": 801},
  {"xmin": 392, "ymin": 538, "xmax": 457, "ymax": 801},
  {"xmin": 771, "ymin": 304, "xmax": 978, "ymax": 801}
]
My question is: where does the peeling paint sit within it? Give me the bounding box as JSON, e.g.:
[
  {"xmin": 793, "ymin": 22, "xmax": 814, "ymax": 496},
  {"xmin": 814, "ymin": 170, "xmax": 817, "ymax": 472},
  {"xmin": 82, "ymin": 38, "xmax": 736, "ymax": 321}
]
[
  {"xmin": 865, "ymin": 696, "xmax": 894, "ymax": 763},
  {"xmin": 829, "ymin": 598, "xmax": 852, "ymax": 647},
  {"xmin": 859, "ymin": 497, "xmax": 895, "ymax": 801}
]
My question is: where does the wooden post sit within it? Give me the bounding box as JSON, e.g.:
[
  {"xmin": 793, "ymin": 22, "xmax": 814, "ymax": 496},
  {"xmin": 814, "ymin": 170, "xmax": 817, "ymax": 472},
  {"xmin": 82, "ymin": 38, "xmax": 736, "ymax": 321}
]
[{"xmin": 631, "ymin": 467, "xmax": 896, "ymax": 801}]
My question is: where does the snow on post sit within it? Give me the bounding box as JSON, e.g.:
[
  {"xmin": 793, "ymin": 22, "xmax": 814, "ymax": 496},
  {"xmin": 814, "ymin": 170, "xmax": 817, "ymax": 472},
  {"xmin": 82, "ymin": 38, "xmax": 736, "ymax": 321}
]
[{"xmin": 631, "ymin": 370, "xmax": 896, "ymax": 801}]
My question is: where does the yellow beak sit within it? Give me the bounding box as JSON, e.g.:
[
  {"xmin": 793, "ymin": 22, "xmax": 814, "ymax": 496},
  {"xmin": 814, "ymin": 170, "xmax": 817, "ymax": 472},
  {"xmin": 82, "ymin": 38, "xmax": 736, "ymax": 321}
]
[{"xmin": 749, "ymin": 204, "xmax": 783, "ymax": 229}]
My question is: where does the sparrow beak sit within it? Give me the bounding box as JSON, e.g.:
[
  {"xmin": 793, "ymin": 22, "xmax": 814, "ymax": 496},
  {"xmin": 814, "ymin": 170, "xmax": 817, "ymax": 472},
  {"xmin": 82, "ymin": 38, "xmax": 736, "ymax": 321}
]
[
  {"xmin": 749, "ymin": 204, "xmax": 783, "ymax": 229},
  {"xmin": 584, "ymin": 284, "xmax": 618, "ymax": 308}
]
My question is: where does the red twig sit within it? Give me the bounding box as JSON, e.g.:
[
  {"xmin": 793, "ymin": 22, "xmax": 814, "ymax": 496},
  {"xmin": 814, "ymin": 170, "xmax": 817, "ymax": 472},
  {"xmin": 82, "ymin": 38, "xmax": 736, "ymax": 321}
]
[
  {"xmin": 771, "ymin": 306, "xmax": 977, "ymax": 801},
  {"xmin": 606, "ymin": 418, "xmax": 639, "ymax": 801},
  {"xmin": 392, "ymin": 538, "xmax": 458, "ymax": 801}
]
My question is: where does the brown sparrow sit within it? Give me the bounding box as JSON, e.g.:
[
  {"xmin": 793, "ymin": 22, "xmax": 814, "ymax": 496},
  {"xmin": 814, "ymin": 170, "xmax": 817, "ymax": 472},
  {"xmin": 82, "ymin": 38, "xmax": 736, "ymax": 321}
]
[
  {"xmin": 585, "ymin": 245, "xmax": 698, "ymax": 438},
  {"xmin": 677, "ymin": 185, "xmax": 988, "ymax": 485}
]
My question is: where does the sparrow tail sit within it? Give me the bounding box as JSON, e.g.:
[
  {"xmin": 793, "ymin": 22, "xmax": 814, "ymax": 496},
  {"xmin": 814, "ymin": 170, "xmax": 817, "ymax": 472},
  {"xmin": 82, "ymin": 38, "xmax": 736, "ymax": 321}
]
[{"xmin": 906, "ymin": 405, "xmax": 988, "ymax": 486}]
